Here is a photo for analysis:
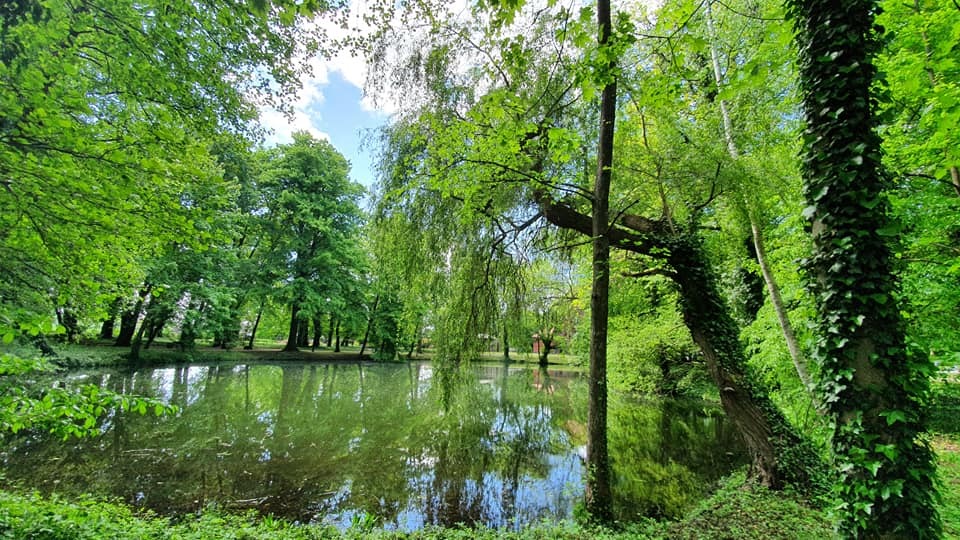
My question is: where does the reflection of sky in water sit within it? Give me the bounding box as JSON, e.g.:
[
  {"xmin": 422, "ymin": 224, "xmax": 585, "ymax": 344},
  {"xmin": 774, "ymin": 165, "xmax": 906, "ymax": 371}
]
[{"xmin": 3, "ymin": 362, "xmax": 744, "ymax": 531}]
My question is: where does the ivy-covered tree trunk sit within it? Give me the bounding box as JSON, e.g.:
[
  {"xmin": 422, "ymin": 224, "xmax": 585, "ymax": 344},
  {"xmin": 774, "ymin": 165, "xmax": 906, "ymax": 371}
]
[
  {"xmin": 502, "ymin": 322, "xmax": 510, "ymax": 362},
  {"xmin": 538, "ymin": 198, "xmax": 824, "ymax": 494},
  {"xmin": 669, "ymin": 237, "xmax": 821, "ymax": 491},
  {"xmin": 787, "ymin": 0, "xmax": 940, "ymax": 536}
]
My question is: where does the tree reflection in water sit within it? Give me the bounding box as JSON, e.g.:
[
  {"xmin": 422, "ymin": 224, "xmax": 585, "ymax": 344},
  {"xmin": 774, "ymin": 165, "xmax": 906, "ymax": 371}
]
[{"xmin": 0, "ymin": 361, "xmax": 744, "ymax": 530}]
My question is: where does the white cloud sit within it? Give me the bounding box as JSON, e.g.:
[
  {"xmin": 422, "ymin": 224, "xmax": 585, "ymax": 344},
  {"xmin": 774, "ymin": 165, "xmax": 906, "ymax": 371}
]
[{"xmin": 259, "ymin": 56, "xmax": 333, "ymax": 146}]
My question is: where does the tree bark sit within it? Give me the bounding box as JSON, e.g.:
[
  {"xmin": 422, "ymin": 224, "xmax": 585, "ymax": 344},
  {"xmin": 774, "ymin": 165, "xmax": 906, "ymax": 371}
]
[
  {"xmin": 283, "ymin": 302, "xmax": 300, "ymax": 352},
  {"xmin": 538, "ymin": 334, "xmax": 553, "ymax": 367},
  {"xmin": 359, "ymin": 294, "xmax": 380, "ymax": 358},
  {"xmin": 99, "ymin": 297, "xmax": 122, "ymax": 340},
  {"xmin": 296, "ymin": 317, "xmax": 309, "ymax": 348},
  {"xmin": 311, "ymin": 316, "xmax": 323, "ymax": 350},
  {"xmin": 115, "ymin": 286, "xmax": 150, "ymax": 347},
  {"xmin": 502, "ymin": 320, "xmax": 510, "ymax": 361},
  {"xmin": 326, "ymin": 314, "xmax": 336, "ymax": 347},
  {"xmin": 669, "ymin": 239, "xmax": 817, "ymax": 489},
  {"xmin": 245, "ymin": 302, "xmax": 264, "ymax": 350},
  {"xmin": 788, "ymin": 0, "xmax": 940, "ymax": 534},
  {"xmin": 703, "ymin": 0, "xmax": 811, "ymax": 391},
  {"xmin": 584, "ymin": 0, "xmax": 616, "ymax": 519},
  {"xmin": 334, "ymin": 318, "xmax": 341, "ymax": 353}
]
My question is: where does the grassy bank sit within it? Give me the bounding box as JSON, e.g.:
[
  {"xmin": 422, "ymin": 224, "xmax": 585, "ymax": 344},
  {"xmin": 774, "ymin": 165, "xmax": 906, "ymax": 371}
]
[
  {"xmin": 0, "ymin": 473, "xmax": 833, "ymax": 540},
  {"xmin": 4, "ymin": 437, "xmax": 958, "ymax": 539}
]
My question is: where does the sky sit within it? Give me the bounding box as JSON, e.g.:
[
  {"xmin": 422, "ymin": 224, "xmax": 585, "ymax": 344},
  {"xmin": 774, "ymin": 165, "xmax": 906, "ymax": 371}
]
[{"xmin": 258, "ymin": 51, "xmax": 390, "ymax": 194}]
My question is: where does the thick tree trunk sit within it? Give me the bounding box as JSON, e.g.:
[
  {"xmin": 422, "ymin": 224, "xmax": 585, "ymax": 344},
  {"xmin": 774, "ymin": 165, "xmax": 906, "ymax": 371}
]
[
  {"xmin": 58, "ymin": 307, "xmax": 79, "ymax": 343},
  {"xmin": 311, "ymin": 316, "xmax": 323, "ymax": 350},
  {"xmin": 669, "ymin": 240, "xmax": 819, "ymax": 490},
  {"xmin": 297, "ymin": 318, "xmax": 309, "ymax": 348},
  {"xmin": 788, "ymin": 0, "xmax": 940, "ymax": 534},
  {"xmin": 326, "ymin": 314, "xmax": 336, "ymax": 347},
  {"xmin": 283, "ymin": 302, "xmax": 300, "ymax": 352},
  {"xmin": 115, "ymin": 287, "xmax": 149, "ymax": 347},
  {"xmin": 99, "ymin": 297, "xmax": 122, "ymax": 340},
  {"xmin": 538, "ymin": 335, "xmax": 552, "ymax": 367}
]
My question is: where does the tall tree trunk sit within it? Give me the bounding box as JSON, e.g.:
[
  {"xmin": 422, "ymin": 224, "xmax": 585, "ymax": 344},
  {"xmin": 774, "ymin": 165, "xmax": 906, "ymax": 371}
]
[
  {"xmin": 115, "ymin": 286, "xmax": 150, "ymax": 347},
  {"xmin": 283, "ymin": 302, "xmax": 300, "ymax": 352},
  {"xmin": 245, "ymin": 302, "xmax": 264, "ymax": 350},
  {"xmin": 334, "ymin": 318, "xmax": 341, "ymax": 353},
  {"xmin": 584, "ymin": 0, "xmax": 615, "ymax": 520},
  {"xmin": 99, "ymin": 297, "xmax": 122, "ymax": 340},
  {"xmin": 787, "ymin": 0, "xmax": 940, "ymax": 535},
  {"xmin": 311, "ymin": 316, "xmax": 323, "ymax": 350},
  {"xmin": 704, "ymin": 0, "xmax": 811, "ymax": 391},
  {"xmin": 359, "ymin": 294, "xmax": 380, "ymax": 358},
  {"xmin": 502, "ymin": 320, "xmax": 510, "ymax": 361},
  {"xmin": 669, "ymin": 238, "xmax": 821, "ymax": 491},
  {"xmin": 326, "ymin": 314, "xmax": 336, "ymax": 347},
  {"xmin": 297, "ymin": 317, "xmax": 309, "ymax": 348}
]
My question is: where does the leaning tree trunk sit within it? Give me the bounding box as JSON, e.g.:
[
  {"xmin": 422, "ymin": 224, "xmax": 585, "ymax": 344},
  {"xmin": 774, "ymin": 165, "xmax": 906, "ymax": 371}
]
[
  {"xmin": 703, "ymin": 0, "xmax": 811, "ymax": 391},
  {"xmin": 538, "ymin": 194, "xmax": 823, "ymax": 492},
  {"xmin": 245, "ymin": 302, "xmax": 264, "ymax": 350},
  {"xmin": 668, "ymin": 238, "xmax": 822, "ymax": 492}
]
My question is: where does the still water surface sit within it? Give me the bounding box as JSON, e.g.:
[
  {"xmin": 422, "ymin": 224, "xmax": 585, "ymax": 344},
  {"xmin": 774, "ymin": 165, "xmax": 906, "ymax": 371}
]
[{"xmin": 2, "ymin": 361, "xmax": 745, "ymax": 530}]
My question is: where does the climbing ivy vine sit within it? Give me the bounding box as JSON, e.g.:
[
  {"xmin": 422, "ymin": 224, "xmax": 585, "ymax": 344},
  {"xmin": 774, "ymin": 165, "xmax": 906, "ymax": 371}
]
[{"xmin": 785, "ymin": 0, "xmax": 940, "ymax": 536}]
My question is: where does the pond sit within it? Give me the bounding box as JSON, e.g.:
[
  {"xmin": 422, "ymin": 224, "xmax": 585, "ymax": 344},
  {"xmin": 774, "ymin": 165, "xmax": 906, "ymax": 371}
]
[{"xmin": 1, "ymin": 361, "xmax": 745, "ymax": 530}]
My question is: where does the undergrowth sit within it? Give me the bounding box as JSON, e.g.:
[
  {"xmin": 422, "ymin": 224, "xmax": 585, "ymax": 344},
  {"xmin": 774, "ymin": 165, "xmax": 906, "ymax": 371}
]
[{"xmin": 0, "ymin": 472, "xmax": 838, "ymax": 540}]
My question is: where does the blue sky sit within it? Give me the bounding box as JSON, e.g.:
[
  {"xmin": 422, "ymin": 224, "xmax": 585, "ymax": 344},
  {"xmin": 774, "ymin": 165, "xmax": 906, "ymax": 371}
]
[
  {"xmin": 309, "ymin": 71, "xmax": 386, "ymax": 188},
  {"xmin": 259, "ymin": 61, "xmax": 389, "ymax": 193}
]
